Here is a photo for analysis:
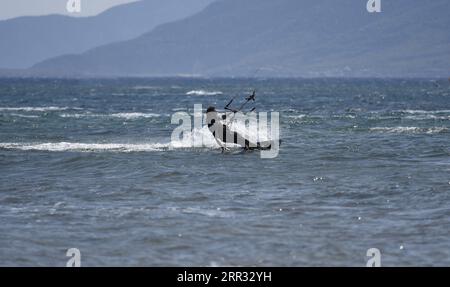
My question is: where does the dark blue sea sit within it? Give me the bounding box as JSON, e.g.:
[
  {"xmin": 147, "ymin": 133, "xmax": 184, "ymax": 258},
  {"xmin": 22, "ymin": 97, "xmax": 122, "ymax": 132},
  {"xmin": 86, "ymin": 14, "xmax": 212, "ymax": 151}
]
[{"xmin": 0, "ymin": 78, "xmax": 449, "ymax": 266}]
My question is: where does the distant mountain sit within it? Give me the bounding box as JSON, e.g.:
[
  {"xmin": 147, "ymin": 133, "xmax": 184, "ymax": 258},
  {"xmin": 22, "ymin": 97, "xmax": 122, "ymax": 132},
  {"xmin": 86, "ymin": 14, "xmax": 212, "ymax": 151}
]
[
  {"xmin": 0, "ymin": 0, "xmax": 213, "ymax": 69},
  {"xmin": 32, "ymin": 0, "xmax": 450, "ymax": 77}
]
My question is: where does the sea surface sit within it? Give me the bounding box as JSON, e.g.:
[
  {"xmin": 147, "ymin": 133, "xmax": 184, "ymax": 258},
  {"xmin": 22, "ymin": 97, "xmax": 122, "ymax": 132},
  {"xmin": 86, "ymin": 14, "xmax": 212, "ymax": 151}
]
[{"xmin": 0, "ymin": 78, "xmax": 449, "ymax": 266}]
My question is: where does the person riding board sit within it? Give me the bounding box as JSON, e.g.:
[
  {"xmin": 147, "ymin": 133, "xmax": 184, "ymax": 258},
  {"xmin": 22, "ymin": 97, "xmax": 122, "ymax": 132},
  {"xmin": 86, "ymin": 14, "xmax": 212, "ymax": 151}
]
[{"xmin": 206, "ymin": 106, "xmax": 266, "ymax": 151}]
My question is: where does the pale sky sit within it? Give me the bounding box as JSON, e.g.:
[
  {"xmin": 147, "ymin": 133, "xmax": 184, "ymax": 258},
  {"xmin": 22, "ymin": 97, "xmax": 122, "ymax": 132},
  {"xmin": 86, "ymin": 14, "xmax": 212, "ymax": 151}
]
[{"xmin": 0, "ymin": 0, "xmax": 138, "ymax": 20}]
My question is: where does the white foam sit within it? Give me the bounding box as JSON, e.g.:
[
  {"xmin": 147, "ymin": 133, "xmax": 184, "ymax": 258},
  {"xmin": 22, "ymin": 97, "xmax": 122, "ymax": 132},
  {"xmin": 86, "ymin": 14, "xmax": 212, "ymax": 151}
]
[
  {"xmin": 59, "ymin": 113, "xmax": 89, "ymax": 118},
  {"xmin": 369, "ymin": 110, "xmax": 450, "ymax": 120},
  {"xmin": 59, "ymin": 112, "xmax": 161, "ymax": 119},
  {"xmin": 226, "ymin": 119, "xmax": 270, "ymax": 143},
  {"xmin": 110, "ymin": 112, "xmax": 161, "ymax": 119},
  {"xmin": 0, "ymin": 142, "xmax": 168, "ymax": 152},
  {"xmin": 180, "ymin": 207, "xmax": 232, "ymax": 218},
  {"xmin": 403, "ymin": 115, "xmax": 450, "ymax": 120},
  {"xmin": 399, "ymin": 110, "xmax": 450, "ymax": 114},
  {"xmin": 0, "ymin": 106, "xmax": 73, "ymax": 112},
  {"xmin": 370, "ymin": 126, "xmax": 448, "ymax": 134},
  {"xmin": 170, "ymin": 126, "xmax": 222, "ymax": 149},
  {"xmin": 186, "ymin": 90, "xmax": 223, "ymax": 96},
  {"xmin": 8, "ymin": 113, "xmax": 40, "ymax": 118},
  {"xmin": 0, "ymin": 119, "xmax": 274, "ymax": 152},
  {"xmin": 0, "ymin": 127, "xmax": 223, "ymax": 152},
  {"xmin": 172, "ymin": 107, "xmax": 187, "ymax": 112},
  {"xmin": 286, "ymin": 114, "xmax": 307, "ymax": 119}
]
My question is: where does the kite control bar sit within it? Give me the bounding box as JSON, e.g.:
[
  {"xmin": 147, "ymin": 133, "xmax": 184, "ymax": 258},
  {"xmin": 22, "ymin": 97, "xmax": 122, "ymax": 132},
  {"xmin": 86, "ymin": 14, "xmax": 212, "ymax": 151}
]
[{"xmin": 224, "ymin": 90, "xmax": 256, "ymax": 113}]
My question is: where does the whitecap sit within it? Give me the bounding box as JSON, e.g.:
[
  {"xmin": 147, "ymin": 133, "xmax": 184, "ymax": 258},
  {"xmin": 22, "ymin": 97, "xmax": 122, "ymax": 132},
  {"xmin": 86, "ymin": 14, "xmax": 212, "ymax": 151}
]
[
  {"xmin": 370, "ymin": 126, "xmax": 448, "ymax": 134},
  {"xmin": 0, "ymin": 142, "xmax": 168, "ymax": 152},
  {"xmin": 110, "ymin": 112, "xmax": 161, "ymax": 119},
  {"xmin": 286, "ymin": 114, "xmax": 307, "ymax": 119},
  {"xmin": 178, "ymin": 207, "xmax": 233, "ymax": 218},
  {"xmin": 0, "ymin": 129, "xmax": 221, "ymax": 152},
  {"xmin": 59, "ymin": 112, "xmax": 161, "ymax": 119},
  {"xmin": 0, "ymin": 122, "xmax": 272, "ymax": 153},
  {"xmin": 186, "ymin": 90, "xmax": 223, "ymax": 96},
  {"xmin": 59, "ymin": 113, "xmax": 89, "ymax": 118},
  {"xmin": 0, "ymin": 106, "xmax": 73, "ymax": 112},
  {"xmin": 398, "ymin": 110, "xmax": 450, "ymax": 114},
  {"xmin": 403, "ymin": 115, "xmax": 450, "ymax": 120},
  {"xmin": 172, "ymin": 107, "xmax": 187, "ymax": 112},
  {"xmin": 170, "ymin": 126, "xmax": 222, "ymax": 149},
  {"xmin": 8, "ymin": 113, "xmax": 40, "ymax": 118}
]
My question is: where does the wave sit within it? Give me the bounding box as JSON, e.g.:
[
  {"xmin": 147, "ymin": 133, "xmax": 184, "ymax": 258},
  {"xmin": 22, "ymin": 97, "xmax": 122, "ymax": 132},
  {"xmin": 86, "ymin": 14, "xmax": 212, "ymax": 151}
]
[
  {"xmin": 110, "ymin": 112, "xmax": 161, "ymax": 119},
  {"xmin": 0, "ymin": 106, "xmax": 75, "ymax": 112},
  {"xmin": 0, "ymin": 122, "xmax": 269, "ymax": 153},
  {"xmin": 370, "ymin": 126, "xmax": 448, "ymax": 134},
  {"xmin": 0, "ymin": 142, "xmax": 169, "ymax": 152},
  {"xmin": 368, "ymin": 115, "xmax": 450, "ymax": 121},
  {"xmin": 286, "ymin": 114, "xmax": 307, "ymax": 119},
  {"xmin": 59, "ymin": 113, "xmax": 91, "ymax": 118},
  {"xmin": 7, "ymin": 113, "xmax": 40, "ymax": 118},
  {"xmin": 0, "ymin": 122, "xmax": 274, "ymax": 153},
  {"xmin": 333, "ymin": 114, "xmax": 356, "ymax": 119},
  {"xmin": 403, "ymin": 115, "xmax": 450, "ymax": 120},
  {"xmin": 186, "ymin": 90, "xmax": 223, "ymax": 96},
  {"xmin": 0, "ymin": 127, "xmax": 221, "ymax": 152},
  {"xmin": 59, "ymin": 112, "xmax": 162, "ymax": 119},
  {"xmin": 368, "ymin": 110, "xmax": 450, "ymax": 121},
  {"xmin": 398, "ymin": 110, "xmax": 450, "ymax": 114}
]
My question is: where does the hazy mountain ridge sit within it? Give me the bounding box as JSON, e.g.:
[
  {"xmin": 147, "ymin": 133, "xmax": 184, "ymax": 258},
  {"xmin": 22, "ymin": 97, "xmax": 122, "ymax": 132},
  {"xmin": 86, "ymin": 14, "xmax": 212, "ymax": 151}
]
[
  {"xmin": 25, "ymin": 0, "xmax": 450, "ymax": 77},
  {"xmin": 0, "ymin": 0, "xmax": 213, "ymax": 69}
]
